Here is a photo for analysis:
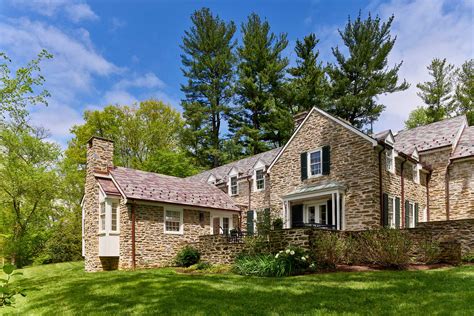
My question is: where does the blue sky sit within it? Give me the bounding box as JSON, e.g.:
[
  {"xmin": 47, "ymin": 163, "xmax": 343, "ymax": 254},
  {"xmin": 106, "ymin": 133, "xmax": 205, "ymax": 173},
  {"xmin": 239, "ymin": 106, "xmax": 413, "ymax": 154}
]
[{"xmin": 0, "ymin": 0, "xmax": 473, "ymax": 146}]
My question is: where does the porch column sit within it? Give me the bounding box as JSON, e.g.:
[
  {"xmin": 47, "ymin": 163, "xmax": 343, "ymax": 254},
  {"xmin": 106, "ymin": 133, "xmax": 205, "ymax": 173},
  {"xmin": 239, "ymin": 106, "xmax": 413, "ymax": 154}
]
[
  {"xmin": 341, "ymin": 194, "xmax": 346, "ymax": 230},
  {"xmin": 283, "ymin": 200, "xmax": 290, "ymax": 229},
  {"xmin": 331, "ymin": 193, "xmax": 336, "ymax": 229},
  {"xmin": 336, "ymin": 191, "xmax": 341, "ymax": 230}
]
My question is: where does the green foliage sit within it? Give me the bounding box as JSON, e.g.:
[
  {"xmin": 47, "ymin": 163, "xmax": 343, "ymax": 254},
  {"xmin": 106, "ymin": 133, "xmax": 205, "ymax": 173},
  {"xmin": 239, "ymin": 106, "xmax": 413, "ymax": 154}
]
[
  {"xmin": 352, "ymin": 229, "xmax": 412, "ymax": 269},
  {"xmin": 272, "ymin": 218, "xmax": 283, "ymax": 230},
  {"xmin": 454, "ymin": 59, "xmax": 474, "ymax": 125},
  {"xmin": 312, "ymin": 232, "xmax": 347, "ymax": 269},
  {"xmin": 405, "ymin": 106, "xmax": 431, "ymax": 129},
  {"xmin": 286, "ymin": 33, "xmax": 330, "ymax": 113},
  {"xmin": 175, "ymin": 246, "xmax": 201, "ymax": 267},
  {"xmin": 234, "ymin": 246, "xmax": 310, "ymax": 277},
  {"xmin": 230, "ymin": 13, "xmax": 291, "ymax": 155},
  {"xmin": 0, "ymin": 264, "xmax": 26, "ymax": 307},
  {"xmin": 180, "ymin": 8, "xmax": 237, "ymax": 168},
  {"xmin": 256, "ymin": 209, "xmax": 272, "ymax": 237},
  {"xmin": 242, "ymin": 235, "xmax": 270, "ymax": 256},
  {"xmin": 195, "ymin": 261, "xmax": 212, "ymax": 270},
  {"xmin": 417, "ymin": 239, "xmax": 441, "ymax": 264},
  {"xmin": 462, "ymin": 253, "xmax": 474, "ymax": 263},
  {"xmin": 327, "ymin": 12, "xmax": 409, "ymax": 129}
]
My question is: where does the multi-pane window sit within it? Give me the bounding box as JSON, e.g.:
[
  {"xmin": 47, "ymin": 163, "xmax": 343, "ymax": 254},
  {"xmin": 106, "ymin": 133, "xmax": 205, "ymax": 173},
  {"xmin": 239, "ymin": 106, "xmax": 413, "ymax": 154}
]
[
  {"xmin": 165, "ymin": 209, "xmax": 182, "ymax": 233},
  {"xmin": 386, "ymin": 150, "xmax": 394, "ymax": 173},
  {"xmin": 308, "ymin": 206, "xmax": 316, "ymax": 223},
  {"xmin": 111, "ymin": 202, "xmax": 118, "ymax": 232},
  {"xmin": 222, "ymin": 217, "xmax": 230, "ymax": 235},
  {"xmin": 99, "ymin": 202, "xmax": 106, "ymax": 232},
  {"xmin": 407, "ymin": 203, "xmax": 415, "ymax": 228},
  {"xmin": 306, "ymin": 204, "xmax": 327, "ymax": 224},
  {"xmin": 309, "ymin": 150, "xmax": 322, "ymax": 176},
  {"xmin": 230, "ymin": 176, "xmax": 238, "ymax": 195},
  {"xmin": 256, "ymin": 169, "xmax": 265, "ymax": 190},
  {"xmin": 387, "ymin": 197, "xmax": 395, "ymax": 228}
]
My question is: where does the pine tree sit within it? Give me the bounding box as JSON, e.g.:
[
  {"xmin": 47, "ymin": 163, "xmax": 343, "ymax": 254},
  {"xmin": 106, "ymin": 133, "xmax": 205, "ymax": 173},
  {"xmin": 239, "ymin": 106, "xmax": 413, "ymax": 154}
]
[
  {"xmin": 327, "ymin": 13, "xmax": 409, "ymax": 129},
  {"xmin": 287, "ymin": 33, "xmax": 329, "ymax": 113},
  {"xmin": 230, "ymin": 13, "xmax": 290, "ymax": 155},
  {"xmin": 454, "ymin": 59, "xmax": 474, "ymax": 125},
  {"xmin": 416, "ymin": 58, "xmax": 455, "ymax": 122},
  {"xmin": 180, "ymin": 8, "xmax": 237, "ymax": 168}
]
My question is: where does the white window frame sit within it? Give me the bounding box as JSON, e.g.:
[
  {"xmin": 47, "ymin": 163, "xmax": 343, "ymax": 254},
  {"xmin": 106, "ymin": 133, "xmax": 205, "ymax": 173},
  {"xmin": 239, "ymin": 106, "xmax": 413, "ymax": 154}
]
[
  {"xmin": 307, "ymin": 148, "xmax": 322, "ymax": 178},
  {"xmin": 386, "ymin": 149, "xmax": 395, "ymax": 173},
  {"xmin": 229, "ymin": 176, "xmax": 238, "ymax": 196},
  {"xmin": 164, "ymin": 207, "xmax": 184, "ymax": 235},
  {"xmin": 254, "ymin": 168, "xmax": 265, "ymax": 191},
  {"xmin": 413, "ymin": 164, "xmax": 420, "ymax": 184},
  {"xmin": 407, "ymin": 202, "xmax": 415, "ymax": 228},
  {"xmin": 387, "ymin": 196, "xmax": 396, "ymax": 228},
  {"xmin": 98, "ymin": 193, "xmax": 120, "ymax": 235},
  {"xmin": 99, "ymin": 201, "xmax": 106, "ymax": 233},
  {"xmin": 210, "ymin": 212, "xmax": 234, "ymax": 235},
  {"xmin": 110, "ymin": 201, "xmax": 119, "ymax": 233},
  {"xmin": 304, "ymin": 202, "xmax": 327, "ymax": 225}
]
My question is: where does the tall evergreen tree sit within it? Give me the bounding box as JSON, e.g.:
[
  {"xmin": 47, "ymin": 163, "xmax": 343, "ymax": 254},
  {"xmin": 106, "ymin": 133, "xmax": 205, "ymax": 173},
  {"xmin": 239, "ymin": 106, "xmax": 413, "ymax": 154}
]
[
  {"xmin": 416, "ymin": 58, "xmax": 455, "ymax": 122},
  {"xmin": 230, "ymin": 13, "xmax": 291, "ymax": 155},
  {"xmin": 180, "ymin": 8, "xmax": 237, "ymax": 168},
  {"xmin": 454, "ymin": 59, "xmax": 474, "ymax": 125},
  {"xmin": 327, "ymin": 13, "xmax": 409, "ymax": 129},
  {"xmin": 287, "ymin": 33, "xmax": 329, "ymax": 113}
]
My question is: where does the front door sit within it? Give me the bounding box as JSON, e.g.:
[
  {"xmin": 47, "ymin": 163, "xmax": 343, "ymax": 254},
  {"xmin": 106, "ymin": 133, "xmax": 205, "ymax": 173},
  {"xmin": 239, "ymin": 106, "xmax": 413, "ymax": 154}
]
[
  {"xmin": 212, "ymin": 217, "xmax": 220, "ymax": 235},
  {"xmin": 291, "ymin": 204, "xmax": 304, "ymax": 227}
]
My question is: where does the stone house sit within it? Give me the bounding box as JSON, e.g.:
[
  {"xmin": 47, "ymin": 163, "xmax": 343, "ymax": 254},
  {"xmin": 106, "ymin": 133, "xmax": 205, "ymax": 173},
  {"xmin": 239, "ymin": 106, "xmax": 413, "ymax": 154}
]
[{"xmin": 82, "ymin": 107, "xmax": 473, "ymax": 271}]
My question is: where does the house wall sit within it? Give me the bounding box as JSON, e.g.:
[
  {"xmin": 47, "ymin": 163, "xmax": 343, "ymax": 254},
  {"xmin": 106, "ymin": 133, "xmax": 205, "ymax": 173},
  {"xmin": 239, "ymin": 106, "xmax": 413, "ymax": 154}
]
[
  {"xmin": 269, "ymin": 110, "xmax": 381, "ymax": 231},
  {"xmin": 448, "ymin": 159, "xmax": 474, "ymax": 220}
]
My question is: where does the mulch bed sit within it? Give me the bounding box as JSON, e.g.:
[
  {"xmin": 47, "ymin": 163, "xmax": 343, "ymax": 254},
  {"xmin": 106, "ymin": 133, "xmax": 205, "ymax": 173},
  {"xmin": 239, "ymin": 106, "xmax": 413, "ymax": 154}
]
[{"xmin": 335, "ymin": 263, "xmax": 455, "ymax": 272}]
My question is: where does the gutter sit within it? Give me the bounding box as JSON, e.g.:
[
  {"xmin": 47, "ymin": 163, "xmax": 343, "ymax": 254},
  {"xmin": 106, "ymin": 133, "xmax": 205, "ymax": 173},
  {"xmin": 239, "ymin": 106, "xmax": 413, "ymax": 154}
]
[
  {"xmin": 400, "ymin": 158, "xmax": 407, "ymax": 228},
  {"xmin": 426, "ymin": 171, "xmax": 432, "ymax": 221},
  {"xmin": 445, "ymin": 160, "xmax": 453, "ymax": 220},
  {"xmin": 131, "ymin": 202, "xmax": 136, "ymax": 270},
  {"xmin": 377, "ymin": 145, "xmax": 385, "ymax": 226}
]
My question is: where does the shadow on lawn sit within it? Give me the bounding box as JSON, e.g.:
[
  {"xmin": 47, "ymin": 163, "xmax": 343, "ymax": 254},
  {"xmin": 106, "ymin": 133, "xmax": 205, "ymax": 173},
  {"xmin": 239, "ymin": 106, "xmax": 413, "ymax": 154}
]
[{"xmin": 17, "ymin": 265, "xmax": 474, "ymax": 315}]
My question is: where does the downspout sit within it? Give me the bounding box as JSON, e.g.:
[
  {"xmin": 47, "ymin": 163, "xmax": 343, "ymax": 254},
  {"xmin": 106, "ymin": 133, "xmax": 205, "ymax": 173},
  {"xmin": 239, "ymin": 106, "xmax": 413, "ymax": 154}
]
[
  {"xmin": 246, "ymin": 177, "xmax": 252, "ymax": 231},
  {"xmin": 400, "ymin": 158, "xmax": 407, "ymax": 228},
  {"xmin": 131, "ymin": 202, "xmax": 136, "ymax": 270},
  {"xmin": 426, "ymin": 171, "xmax": 432, "ymax": 221},
  {"xmin": 378, "ymin": 146, "xmax": 385, "ymax": 226},
  {"xmin": 445, "ymin": 160, "xmax": 453, "ymax": 220}
]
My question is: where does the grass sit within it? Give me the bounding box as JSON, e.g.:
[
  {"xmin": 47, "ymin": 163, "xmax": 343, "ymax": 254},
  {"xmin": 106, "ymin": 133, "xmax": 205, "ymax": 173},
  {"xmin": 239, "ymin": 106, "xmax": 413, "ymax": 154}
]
[{"xmin": 3, "ymin": 262, "xmax": 474, "ymax": 315}]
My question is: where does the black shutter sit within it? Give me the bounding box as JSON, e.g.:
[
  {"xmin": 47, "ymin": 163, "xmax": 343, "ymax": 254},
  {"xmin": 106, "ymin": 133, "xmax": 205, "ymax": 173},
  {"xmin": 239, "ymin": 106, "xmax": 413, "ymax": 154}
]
[
  {"xmin": 405, "ymin": 200, "xmax": 410, "ymax": 228},
  {"xmin": 291, "ymin": 205, "xmax": 304, "ymax": 227},
  {"xmin": 327, "ymin": 199, "xmax": 333, "ymax": 227},
  {"xmin": 395, "ymin": 197, "xmax": 401, "ymax": 228},
  {"xmin": 415, "ymin": 203, "xmax": 419, "ymax": 227},
  {"xmin": 246, "ymin": 210, "xmax": 254, "ymax": 235},
  {"xmin": 301, "ymin": 152, "xmax": 308, "ymax": 181},
  {"xmin": 382, "ymin": 193, "xmax": 389, "ymax": 227},
  {"xmin": 322, "ymin": 145, "xmax": 330, "ymax": 175}
]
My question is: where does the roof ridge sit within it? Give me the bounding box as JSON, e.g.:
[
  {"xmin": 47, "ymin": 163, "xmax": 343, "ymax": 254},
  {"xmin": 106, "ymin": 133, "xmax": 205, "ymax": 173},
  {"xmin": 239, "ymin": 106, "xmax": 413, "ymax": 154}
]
[{"xmin": 395, "ymin": 115, "xmax": 466, "ymax": 135}]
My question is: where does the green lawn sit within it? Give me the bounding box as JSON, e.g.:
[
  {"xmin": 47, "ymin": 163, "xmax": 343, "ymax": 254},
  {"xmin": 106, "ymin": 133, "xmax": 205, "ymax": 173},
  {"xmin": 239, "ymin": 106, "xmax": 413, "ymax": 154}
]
[{"xmin": 3, "ymin": 262, "xmax": 473, "ymax": 315}]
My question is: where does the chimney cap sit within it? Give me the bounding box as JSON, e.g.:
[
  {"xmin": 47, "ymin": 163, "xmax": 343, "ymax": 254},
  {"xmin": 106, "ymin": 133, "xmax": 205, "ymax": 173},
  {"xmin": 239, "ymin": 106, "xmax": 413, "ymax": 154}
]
[{"xmin": 87, "ymin": 136, "xmax": 114, "ymax": 146}]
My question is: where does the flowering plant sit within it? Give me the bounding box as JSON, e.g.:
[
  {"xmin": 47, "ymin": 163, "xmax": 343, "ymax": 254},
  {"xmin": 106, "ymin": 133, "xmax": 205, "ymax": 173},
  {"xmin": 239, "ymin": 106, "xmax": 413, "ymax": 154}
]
[{"xmin": 273, "ymin": 246, "xmax": 310, "ymax": 276}]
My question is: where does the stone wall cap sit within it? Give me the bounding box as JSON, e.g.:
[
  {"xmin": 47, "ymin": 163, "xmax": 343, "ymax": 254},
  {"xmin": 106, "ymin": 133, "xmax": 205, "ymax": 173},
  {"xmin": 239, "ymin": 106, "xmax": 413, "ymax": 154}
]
[{"xmin": 87, "ymin": 136, "xmax": 114, "ymax": 146}]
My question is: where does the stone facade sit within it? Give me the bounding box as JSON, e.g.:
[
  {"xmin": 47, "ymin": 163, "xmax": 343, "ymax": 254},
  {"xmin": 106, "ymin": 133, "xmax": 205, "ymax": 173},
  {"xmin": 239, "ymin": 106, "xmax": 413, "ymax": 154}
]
[
  {"xmin": 448, "ymin": 159, "xmax": 474, "ymax": 220},
  {"xmin": 192, "ymin": 235, "xmax": 246, "ymax": 265}
]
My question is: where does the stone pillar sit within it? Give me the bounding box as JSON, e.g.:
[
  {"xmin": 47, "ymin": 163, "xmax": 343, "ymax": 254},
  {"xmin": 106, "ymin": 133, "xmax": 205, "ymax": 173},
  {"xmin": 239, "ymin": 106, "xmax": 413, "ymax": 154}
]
[{"xmin": 83, "ymin": 137, "xmax": 114, "ymax": 271}]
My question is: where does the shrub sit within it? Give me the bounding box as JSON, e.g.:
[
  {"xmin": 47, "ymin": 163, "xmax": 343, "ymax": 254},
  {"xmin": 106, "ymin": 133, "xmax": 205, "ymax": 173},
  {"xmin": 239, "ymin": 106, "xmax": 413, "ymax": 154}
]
[
  {"xmin": 417, "ymin": 239, "xmax": 441, "ymax": 264},
  {"xmin": 272, "ymin": 218, "xmax": 283, "ymax": 230},
  {"xmin": 234, "ymin": 246, "xmax": 310, "ymax": 277},
  {"xmin": 175, "ymin": 246, "xmax": 200, "ymax": 267},
  {"xmin": 1, "ymin": 264, "xmax": 26, "ymax": 307},
  {"xmin": 195, "ymin": 261, "xmax": 212, "ymax": 270},
  {"xmin": 355, "ymin": 229, "xmax": 412, "ymax": 269},
  {"xmin": 462, "ymin": 253, "xmax": 474, "ymax": 263},
  {"xmin": 312, "ymin": 232, "xmax": 346, "ymax": 269},
  {"xmin": 242, "ymin": 235, "xmax": 270, "ymax": 256}
]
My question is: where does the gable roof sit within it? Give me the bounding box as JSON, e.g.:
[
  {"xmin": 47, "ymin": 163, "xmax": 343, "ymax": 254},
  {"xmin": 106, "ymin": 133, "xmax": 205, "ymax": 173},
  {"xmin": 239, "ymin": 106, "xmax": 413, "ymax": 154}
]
[
  {"xmin": 268, "ymin": 107, "xmax": 378, "ymax": 173},
  {"xmin": 187, "ymin": 147, "xmax": 281, "ymax": 184},
  {"xmin": 451, "ymin": 126, "xmax": 474, "ymax": 160},
  {"xmin": 97, "ymin": 177, "xmax": 121, "ymax": 196},
  {"xmin": 110, "ymin": 167, "xmax": 239, "ymax": 211},
  {"xmin": 393, "ymin": 116, "xmax": 467, "ymax": 154}
]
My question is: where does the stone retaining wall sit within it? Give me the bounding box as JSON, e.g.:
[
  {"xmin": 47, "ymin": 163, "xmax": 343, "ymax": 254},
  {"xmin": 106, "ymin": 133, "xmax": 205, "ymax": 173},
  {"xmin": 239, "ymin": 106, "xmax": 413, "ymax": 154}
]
[{"xmin": 192, "ymin": 235, "xmax": 246, "ymax": 265}]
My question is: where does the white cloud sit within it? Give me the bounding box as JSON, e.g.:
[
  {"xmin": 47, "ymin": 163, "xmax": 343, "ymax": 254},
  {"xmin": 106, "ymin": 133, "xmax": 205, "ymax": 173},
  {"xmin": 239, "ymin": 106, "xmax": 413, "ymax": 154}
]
[
  {"xmin": 372, "ymin": 0, "xmax": 473, "ymax": 132},
  {"xmin": 8, "ymin": 0, "xmax": 98, "ymax": 23},
  {"xmin": 114, "ymin": 73, "xmax": 165, "ymax": 90},
  {"xmin": 103, "ymin": 90, "xmax": 138, "ymax": 105},
  {"xmin": 109, "ymin": 17, "xmax": 126, "ymax": 32}
]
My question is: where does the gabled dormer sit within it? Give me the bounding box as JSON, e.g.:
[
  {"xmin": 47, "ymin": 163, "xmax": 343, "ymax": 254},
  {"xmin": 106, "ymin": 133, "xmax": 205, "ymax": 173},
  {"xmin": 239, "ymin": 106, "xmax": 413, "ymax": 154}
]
[
  {"xmin": 227, "ymin": 167, "xmax": 239, "ymax": 196},
  {"xmin": 252, "ymin": 159, "xmax": 266, "ymax": 192},
  {"xmin": 207, "ymin": 174, "xmax": 217, "ymax": 185}
]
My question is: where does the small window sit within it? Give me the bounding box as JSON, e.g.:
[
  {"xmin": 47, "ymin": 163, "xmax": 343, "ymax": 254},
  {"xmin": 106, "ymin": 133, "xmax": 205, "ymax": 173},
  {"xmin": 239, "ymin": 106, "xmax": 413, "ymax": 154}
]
[
  {"xmin": 255, "ymin": 169, "xmax": 265, "ymax": 190},
  {"xmin": 99, "ymin": 202, "xmax": 106, "ymax": 232},
  {"xmin": 222, "ymin": 217, "xmax": 230, "ymax": 235},
  {"xmin": 111, "ymin": 202, "xmax": 118, "ymax": 232},
  {"xmin": 407, "ymin": 203, "xmax": 415, "ymax": 228},
  {"xmin": 165, "ymin": 209, "xmax": 182, "ymax": 233},
  {"xmin": 386, "ymin": 150, "xmax": 395, "ymax": 173},
  {"xmin": 387, "ymin": 197, "xmax": 395, "ymax": 228},
  {"xmin": 413, "ymin": 164, "xmax": 420, "ymax": 184},
  {"xmin": 230, "ymin": 176, "xmax": 238, "ymax": 195},
  {"xmin": 308, "ymin": 149, "xmax": 322, "ymax": 177}
]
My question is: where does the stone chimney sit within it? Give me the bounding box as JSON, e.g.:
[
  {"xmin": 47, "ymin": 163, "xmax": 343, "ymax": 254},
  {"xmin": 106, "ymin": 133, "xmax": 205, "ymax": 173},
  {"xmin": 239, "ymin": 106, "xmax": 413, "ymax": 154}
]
[
  {"xmin": 87, "ymin": 136, "xmax": 114, "ymax": 174},
  {"xmin": 293, "ymin": 111, "xmax": 309, "ymax": 130}
]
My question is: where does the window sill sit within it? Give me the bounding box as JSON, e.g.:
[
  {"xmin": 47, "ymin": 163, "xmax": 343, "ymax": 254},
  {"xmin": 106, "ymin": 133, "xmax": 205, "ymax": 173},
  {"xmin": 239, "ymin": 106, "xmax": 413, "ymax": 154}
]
[
  {"xmin": 307, "ymin": 173, "xmax": 323, "ymax": 179},
  {"xmin": 164, "ymin": 231, "xmax": 184, "ymax": 235}
]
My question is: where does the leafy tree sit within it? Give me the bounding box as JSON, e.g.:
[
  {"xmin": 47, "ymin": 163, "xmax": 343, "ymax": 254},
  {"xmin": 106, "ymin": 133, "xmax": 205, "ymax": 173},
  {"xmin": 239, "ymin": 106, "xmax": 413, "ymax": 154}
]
[
  {"xmin": 287, "ymin": 33, "xmax": 330, "ymax": 113},
  {"xmin": 405, "ymin": 106, "xmax": 430, "ymax": 129},
  {"xmin": 230, "ymin": 13, "xmax": 291, "ymax": 155},
  {"xmin": 327, "ymin": 13, "xmax": 409, "ymax": 129},
  {"xmin": 416, "ymin": 58, "xmax": 455, "ymax": 122},
  {"xmin": 180, "ymin": 8, "xmax": 237, "ymax": 168},
  {"xmin": 454, "ymin": 59, "xmax": 474, "ymax": 125},
  {"xmin": 0, "ymin": 50, "xmax": 52, "ymax": 122}
]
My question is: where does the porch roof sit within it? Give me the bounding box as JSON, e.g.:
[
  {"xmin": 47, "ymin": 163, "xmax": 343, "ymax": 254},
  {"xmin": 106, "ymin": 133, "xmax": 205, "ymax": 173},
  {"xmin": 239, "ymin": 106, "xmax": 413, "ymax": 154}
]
[{"xmin": 283, "ymin": 181, "xmax": 345, "ymax": 200}]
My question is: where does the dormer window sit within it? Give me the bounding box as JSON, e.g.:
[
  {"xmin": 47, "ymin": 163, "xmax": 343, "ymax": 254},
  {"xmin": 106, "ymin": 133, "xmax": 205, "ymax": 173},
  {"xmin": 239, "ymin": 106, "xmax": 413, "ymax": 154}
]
[
  {"xmin": 255, "ymin": 169, "xmax": 265, "ymax": 191},
  {"xmin": 230, "ymin": 176, "xmax": 238, "ymax": 196},
  {"xmin": 413, "ymin": 164, "xmax": 420, "ymax": 184},
  {"xmin": 386, "ymin": 149, "xmax": 395, "ymax": 173}
]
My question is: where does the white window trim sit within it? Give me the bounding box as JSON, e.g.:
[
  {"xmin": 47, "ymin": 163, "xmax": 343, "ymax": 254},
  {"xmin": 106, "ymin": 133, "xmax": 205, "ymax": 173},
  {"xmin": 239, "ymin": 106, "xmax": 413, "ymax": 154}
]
[
  {"xmin": 164, "ymin": 207, "xmax": 184, "ymax": 235},
  {"xmin": 210, "ymin": 211, "xmax": 235, "ymax": 235},
  {"xmin": 386, "ymin": 149, "xmax": 395, "ymax": 174},
  {"xmin": 307, "ymin": 148, "xmax": 323, "ymax": 178},
  {"xmin": 98, "ymin": 191, "xmax": 120, "ymax": 235},
  {"xmin": 253, "ymin": 168, "xmax": 265, "ymax": 192},
  {"xmin": 303, "ymin": 201, "xmax": 327, "ymax": 224},
  {"xmin": 229, "ymin": 176, "xmax": 238, "ymax": 196},
  {"xmin": 110, "ymin": 201, "xmax": 120, "ymax": 234},
  {"xmin": 413, "ymin": 163, "xmax": 420, "ymax": 184},
  {"xmin": 408, "ymin": 202, "xmax": 415, "ymax": 228},
  {"xmin": 388, "ymin": 196, "xmax": 396, "ymax": 228}
]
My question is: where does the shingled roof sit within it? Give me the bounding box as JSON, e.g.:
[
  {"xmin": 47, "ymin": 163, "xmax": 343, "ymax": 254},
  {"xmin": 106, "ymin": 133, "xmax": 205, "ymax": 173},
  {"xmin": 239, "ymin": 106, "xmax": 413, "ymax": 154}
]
[
  {"xmin": 108, "ymin": 167, "xmax": 239, "ymax": 211},
  {"xmin": 393, "ymin": 116, "xmax": 467, "ymax": 154},
  {"xmin": 187, "ymin": 147, "xmax": 282, "ymax": 184},
  {"xmin": 97, "ymin": 177, "xmax": 121, "ymax": 196},
  {"xmin": 451, "ymin": 126, "xmax": 474, "ymax": 160}
]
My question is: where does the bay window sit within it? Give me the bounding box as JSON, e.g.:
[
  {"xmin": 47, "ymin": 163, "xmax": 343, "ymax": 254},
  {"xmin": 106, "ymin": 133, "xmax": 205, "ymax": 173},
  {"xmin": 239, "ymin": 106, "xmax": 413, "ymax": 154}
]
[{"xmin": 98, "ymin": 198, "xmax": 119, "ymax": 234}]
